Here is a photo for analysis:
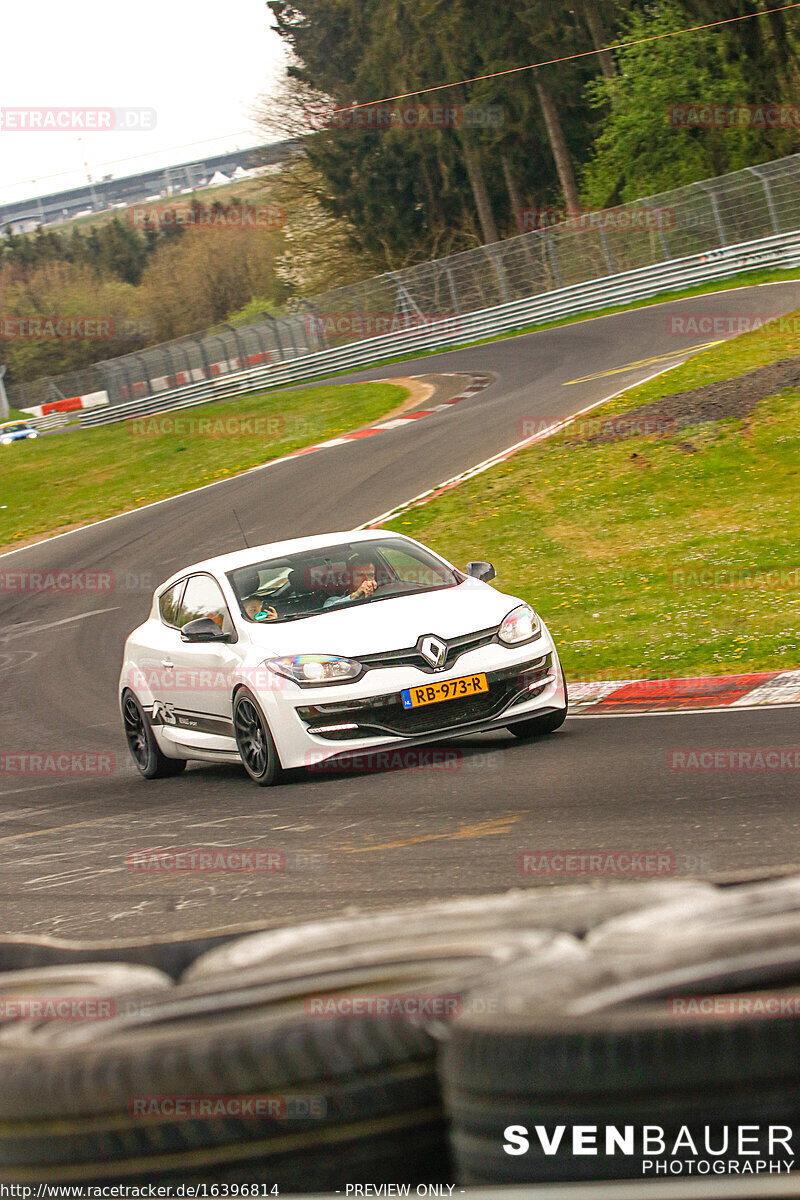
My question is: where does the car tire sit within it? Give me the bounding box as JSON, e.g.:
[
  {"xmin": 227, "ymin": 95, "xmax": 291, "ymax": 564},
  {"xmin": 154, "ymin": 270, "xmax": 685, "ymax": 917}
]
[
  {"xmin": 121, "ymin": 689, "xmax": 187, "ymax": 779},
  {"xmin": 507, "ymin": 667, "xmax": 568, "ymax": 739},
  {"xmin": 233, "ymin": 687, "xmax": 282, "ymax": 786},
  {"xmin": 440, "ymin": 932, "xmax": 800, "ymax": 1183},
  {"xmin": 586, "ymin": 874, "xmax": 800, "ymax": 959},
  {"xmin": 0, "ymin": 930, "xmax": 581, "ymax": 1186},
  {"xmin": 183, "ymin": 881, "xmax": 711, "ymax": 982}
]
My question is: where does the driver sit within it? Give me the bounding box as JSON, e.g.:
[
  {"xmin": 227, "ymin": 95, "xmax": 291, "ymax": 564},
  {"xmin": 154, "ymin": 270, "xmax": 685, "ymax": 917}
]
[
  {"xmin": 322, "ymin": 553, "xmax": 379, "ymax": 609},
  {"xmin": 244, "ymin": 553, "xmax": 379, "ymax": 621}
]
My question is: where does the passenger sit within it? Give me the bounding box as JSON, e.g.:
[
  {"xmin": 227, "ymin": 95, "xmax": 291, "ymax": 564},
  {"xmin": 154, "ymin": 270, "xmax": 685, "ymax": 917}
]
[{"xmin": 244, "ymin": 598, "xmax": 278, "ymax": 621}]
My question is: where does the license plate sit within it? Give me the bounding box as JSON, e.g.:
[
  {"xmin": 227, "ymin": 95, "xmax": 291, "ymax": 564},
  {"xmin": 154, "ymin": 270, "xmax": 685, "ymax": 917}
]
[{"xmin": 401, "ymin": 673, "xmax": 488, "ymax": 709}]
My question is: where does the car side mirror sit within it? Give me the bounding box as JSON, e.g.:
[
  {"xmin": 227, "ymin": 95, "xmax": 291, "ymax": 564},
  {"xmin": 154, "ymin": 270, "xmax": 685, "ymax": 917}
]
[
  {"xmin": 466, "ymin": 561, "xmax": 496, "ymax": 583},
  {"xmin": 180, "ymin": 617, "xmax": 231, "ymax": 643}
]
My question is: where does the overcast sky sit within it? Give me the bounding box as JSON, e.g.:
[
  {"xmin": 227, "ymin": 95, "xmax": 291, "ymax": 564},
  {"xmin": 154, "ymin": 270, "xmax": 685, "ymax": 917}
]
[{"xmin": 0, "ymin": 0, "xmax": 289, "ymax": 205}]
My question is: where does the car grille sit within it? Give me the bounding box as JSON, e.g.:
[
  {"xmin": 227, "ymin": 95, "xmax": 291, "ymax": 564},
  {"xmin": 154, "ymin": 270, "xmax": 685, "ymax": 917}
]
[
  {"xmin": 297, "ymin": 655, "xmax": 553, "ymax": 740},
  {"xmin": 358, "ymin": 627, "xmax": 498, "ymax": 675}
]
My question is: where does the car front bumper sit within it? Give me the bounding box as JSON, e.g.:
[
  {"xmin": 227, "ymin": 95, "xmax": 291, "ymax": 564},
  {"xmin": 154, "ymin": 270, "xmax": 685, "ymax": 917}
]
[{"xmin": 257, "ymin": 627, "xmax": 565, "ymax": 769}]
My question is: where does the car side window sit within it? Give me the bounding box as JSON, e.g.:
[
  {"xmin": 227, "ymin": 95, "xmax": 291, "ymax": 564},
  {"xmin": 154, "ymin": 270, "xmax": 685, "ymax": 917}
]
[
  {"xmin": 381, "ymin": 546, "xmax": 451, "ymax": 589},
  {"xmin": 158, "ymin": 581, "xmax": 186, "ymax": 628},
  {"xmin": 178, "ymin": 574, "xmax": 234, "ymax": 635}
]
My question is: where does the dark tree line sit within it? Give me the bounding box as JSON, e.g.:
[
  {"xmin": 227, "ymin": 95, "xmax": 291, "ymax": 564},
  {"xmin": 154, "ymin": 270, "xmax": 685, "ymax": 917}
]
[{"xmin": 265, "ymin": 0, "xmax": 800, "ymax": 264}]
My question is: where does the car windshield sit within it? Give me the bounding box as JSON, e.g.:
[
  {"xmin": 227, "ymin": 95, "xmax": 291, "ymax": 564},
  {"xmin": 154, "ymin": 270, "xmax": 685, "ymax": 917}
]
[
  {"xmin": 227, "ymin": 537, "xmax": 460, "ymax": 623},
  {"xmin": 2, "ymin": 423, "xmax": 29, "ymax": 434}
]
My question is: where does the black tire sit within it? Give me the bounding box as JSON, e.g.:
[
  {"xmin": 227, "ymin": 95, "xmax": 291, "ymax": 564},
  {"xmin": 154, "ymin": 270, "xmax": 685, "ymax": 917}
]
[
  {"xmin": 121, "ymin": 689, "xmax": 186, "ymax": 779},
  {"xmin": 0, "ymin": 930, "xmax": 580, "ymax": 1187},
  {"xmin": 0, "ymin": 964, "xmax": 172, "ymax": 1040},
  {"xmin": 0, "ymin": 929, "xmax": 276, "ymax": 981},
  {"xmin": 183, "ymin": 882, "xmax": 709, "ymax": 982},
  {"xmin": 507, "ymin": 666, "xmax": 567, "ymax": 739},
  {"xmin": 233, "ymin": 687, "xmax": 282, "ymax": 786},
  {"xmin": 0, "ymin": 880, "xmax": 709, "ymax": 983},
  {"xmin": 440, "ymin": 936, "xmax": 800, "ymax": 1183},
  {"xmin": 587, "ymin": 874, "xmax": 800, "ymax": 958}
]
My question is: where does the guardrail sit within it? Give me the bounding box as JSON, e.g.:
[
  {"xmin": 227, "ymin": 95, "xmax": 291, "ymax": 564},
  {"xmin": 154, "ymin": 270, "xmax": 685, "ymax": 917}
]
[{"xmin": 51, "ymin": 229, "xmax": 800, "ymax": 432}]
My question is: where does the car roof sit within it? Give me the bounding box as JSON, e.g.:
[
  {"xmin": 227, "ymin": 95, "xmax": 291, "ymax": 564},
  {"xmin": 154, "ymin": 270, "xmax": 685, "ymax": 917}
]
[
  {"xmin": 159, "ymin": 529, "xmax": 415, "ymax": 590},
  {"xmin": 0, "ymin": 420, "xmax": 32, "ymax": 428}
]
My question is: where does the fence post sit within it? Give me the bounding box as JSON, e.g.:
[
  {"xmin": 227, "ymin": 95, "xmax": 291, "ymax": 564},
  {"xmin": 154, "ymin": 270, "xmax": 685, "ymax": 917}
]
[
  {"xmin": 747, "ymin": 165, "xmax": 781, "ymax": 235},
  {"xmin": 191, "ymin": 335, "xmax": 212, "ymax": 383},
  {"xmin": 390, "ymin": 272, "xmax": 426, "ymax": 322},
  {"xmin": 278, "ymin": 315, "xmax": 302, "ymax": 357},
  {"xmin": 634, "ymin": 201, "xmax": 673, "ymax": 261},
  {"xmin": 295, "ymin": 300, "xmax": 327, "ymax": 350},
  {"xmin": 0, "ymin": 366, "xmax": 9, "ymax": 420},
  {"xmin": 487, "ymin": 245, "xmax": 511, "ymax": 303},
  {"xmin": 443, "ymin": 263, "xmax": 462, "ymax": 316},
  {"xmin": 598, "ymin": 228, "xmax": 615, "ymax": 274},
  {"xmin": 222, "ymin": 323, "xmax": 248, "ymax": 372},
  {"xmin": 258, "ymin": 313, "xmax": 283, "ymax": 360},
  {"xmin": 544, "ymin": 232, "xmax": 563, "ymax": 288},
  {"xmin": 698, "ymin": 183, "xmax": 727, "ymax": 247}
]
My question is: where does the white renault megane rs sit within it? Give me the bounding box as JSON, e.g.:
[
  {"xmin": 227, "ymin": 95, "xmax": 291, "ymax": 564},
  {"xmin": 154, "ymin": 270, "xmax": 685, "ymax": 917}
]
[{"xmin": 119, "ymin": 530, "xmax": 567, "ymax": 785}]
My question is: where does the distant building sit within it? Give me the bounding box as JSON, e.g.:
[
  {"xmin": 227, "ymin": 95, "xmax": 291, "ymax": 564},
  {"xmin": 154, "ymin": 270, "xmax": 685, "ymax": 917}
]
[{"xmin": 0, "ymin": 141, "xmax": 297, "ymax": 234}]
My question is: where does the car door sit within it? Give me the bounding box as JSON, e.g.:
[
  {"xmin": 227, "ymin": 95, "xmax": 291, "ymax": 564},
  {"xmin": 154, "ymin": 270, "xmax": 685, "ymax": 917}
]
[
  {"xmin": 129, "ymin": 577, "xmax": 187, "ymax": 709},
  {"xmin": 163, "ymin": 573, "xmax": 242, "ymax": 742}
]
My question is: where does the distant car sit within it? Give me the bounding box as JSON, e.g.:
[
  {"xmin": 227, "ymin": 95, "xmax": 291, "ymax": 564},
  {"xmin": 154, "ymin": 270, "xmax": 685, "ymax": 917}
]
[
  {"xmin": 119, "ymin": 530, "xmax": 567, "ymax": 785},
  {"xmin": 0, "ymin": 421, "xmax": 38, "ymax": 445}
]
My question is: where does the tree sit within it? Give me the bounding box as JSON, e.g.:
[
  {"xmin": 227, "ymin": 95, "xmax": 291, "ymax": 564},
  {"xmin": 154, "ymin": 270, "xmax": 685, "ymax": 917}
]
[{"xmin": 581, "ymin": 0, "xmax": 799, "ymax": 207}]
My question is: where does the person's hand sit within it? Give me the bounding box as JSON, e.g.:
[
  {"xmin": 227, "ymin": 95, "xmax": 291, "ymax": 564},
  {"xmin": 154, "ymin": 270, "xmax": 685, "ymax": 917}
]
[
  {"xmin": 245, "ymin": 599, "xmax": 278, "ymax": 621},
  {"xmin": 350, "ymin": 578, "xmax": 378, "ymax": 600}
]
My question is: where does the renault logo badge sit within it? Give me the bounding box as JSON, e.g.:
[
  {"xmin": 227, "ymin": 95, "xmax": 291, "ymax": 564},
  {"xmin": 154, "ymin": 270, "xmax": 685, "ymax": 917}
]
[{"xmin": 419, "ymin": 635, "xmax": 447, "ymax": 669}]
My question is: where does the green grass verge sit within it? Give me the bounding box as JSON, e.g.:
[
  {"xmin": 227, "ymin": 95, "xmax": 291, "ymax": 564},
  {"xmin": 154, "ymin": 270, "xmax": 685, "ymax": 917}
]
[
  {"xmin": 385, "ymin": 313, "xmax": 800, "ymax": 679},
  {"xmin": 0, "ymin": 382, "xmax": 406, "ymax": 551}
]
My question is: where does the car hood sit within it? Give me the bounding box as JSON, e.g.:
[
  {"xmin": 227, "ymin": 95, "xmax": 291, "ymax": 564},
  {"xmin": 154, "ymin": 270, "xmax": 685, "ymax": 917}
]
[{"xmin": 245, "ymin": 579, "xmax": 524, "ymax": 657}]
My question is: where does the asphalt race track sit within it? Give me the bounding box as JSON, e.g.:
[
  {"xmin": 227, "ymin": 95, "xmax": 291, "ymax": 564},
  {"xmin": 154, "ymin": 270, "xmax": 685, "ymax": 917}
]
[{"xmin": 2, "ymin": 283, "xmax": 800, "ymax": 940}]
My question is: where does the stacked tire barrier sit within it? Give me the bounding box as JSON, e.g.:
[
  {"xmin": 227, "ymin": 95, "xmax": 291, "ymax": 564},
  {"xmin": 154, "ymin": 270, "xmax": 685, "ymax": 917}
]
[{"xmin": 1, "ymin": 877, "xmax": 800, "ymax": 1188}]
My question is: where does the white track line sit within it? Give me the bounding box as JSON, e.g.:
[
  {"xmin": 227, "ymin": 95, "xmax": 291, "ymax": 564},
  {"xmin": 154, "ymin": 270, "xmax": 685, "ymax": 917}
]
[
  {"xmin": 2, "ymin": 607, "xmax": 121, "ymax": 638},
  {"xmin": 360, "ymin": 361, "xmax": 688, "ymax": 528},
  {"xmin": 4, "ymin": 282, "xmax": 796, "ymax": 561}
]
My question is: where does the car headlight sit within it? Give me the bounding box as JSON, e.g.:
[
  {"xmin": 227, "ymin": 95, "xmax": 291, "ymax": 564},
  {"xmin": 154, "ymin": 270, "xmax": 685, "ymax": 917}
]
[
  {"xmin": 498, "ymin": 604, "xmax": 540, "ymax": 645},
  {"xmin": 266, "ymin": 654, "xmax": 363, "ymax": 685}
]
